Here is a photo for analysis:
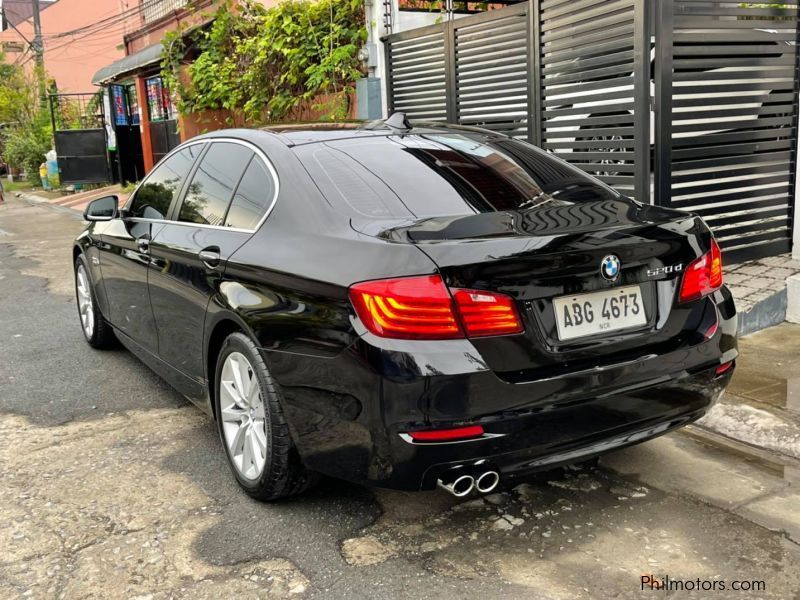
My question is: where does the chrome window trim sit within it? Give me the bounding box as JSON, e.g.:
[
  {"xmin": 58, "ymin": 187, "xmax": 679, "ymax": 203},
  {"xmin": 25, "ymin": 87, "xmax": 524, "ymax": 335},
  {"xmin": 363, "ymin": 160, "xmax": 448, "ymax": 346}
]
[{"xmin": 123, "ymin": 136, "xmax": 280, "ymax": 234}]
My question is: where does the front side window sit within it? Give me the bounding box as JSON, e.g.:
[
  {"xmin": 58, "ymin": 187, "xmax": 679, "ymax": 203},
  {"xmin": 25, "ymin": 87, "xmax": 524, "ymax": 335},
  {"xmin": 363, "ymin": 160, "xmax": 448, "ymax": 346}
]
[
  {"xmin": 224, "ymin": 157, "xmax": 276, "ymax": 230},
  {"xmin": 128, "ymin": 144, "xmax": 203, "ymax": 219},
  {"xmin": 178, "ymin": 142, "xmax": 253, "ymax": 226}
]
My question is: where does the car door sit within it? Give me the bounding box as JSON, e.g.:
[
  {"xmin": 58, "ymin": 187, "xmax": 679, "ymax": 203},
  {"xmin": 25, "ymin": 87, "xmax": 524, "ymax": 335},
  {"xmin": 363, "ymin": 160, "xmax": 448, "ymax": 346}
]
[
  {"xmin": 147, "ymin": 140, "xmax": 277, "ymax": 383},
  {"xmin": 99, "ymin": 144, "xmax": 202, "ymax": 352}
]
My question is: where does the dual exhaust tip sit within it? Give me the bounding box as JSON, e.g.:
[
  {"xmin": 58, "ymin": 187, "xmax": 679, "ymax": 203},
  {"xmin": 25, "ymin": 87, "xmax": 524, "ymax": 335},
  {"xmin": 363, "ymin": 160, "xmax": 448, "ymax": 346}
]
[{"xmin": 437, "ymin": 465, "xmax": 500, "ymax": 497}]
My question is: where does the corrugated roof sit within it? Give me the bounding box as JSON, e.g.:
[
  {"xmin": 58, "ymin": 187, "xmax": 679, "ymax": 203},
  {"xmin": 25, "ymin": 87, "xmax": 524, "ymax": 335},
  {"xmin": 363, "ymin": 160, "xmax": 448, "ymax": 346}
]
[{"xmin": 91, "ymin": 42, "xmax": 164, "ymax": 85}]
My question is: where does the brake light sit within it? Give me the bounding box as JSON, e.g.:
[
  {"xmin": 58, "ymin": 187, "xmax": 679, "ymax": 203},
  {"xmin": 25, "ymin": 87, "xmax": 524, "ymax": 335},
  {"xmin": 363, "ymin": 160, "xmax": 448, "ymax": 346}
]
[
  {"xmin": 349, "ymin": 275, "xmax": 461, "ymax": 340},
  {"xmin": 349, "ymin": 275, "xmax": 523, "ymax": 340},
  {"xmin": 452, "ymin": 289, "xmax": 524, "ymax": 337},
  {"xmin": 679, "ymin": 238, "xmax": 723, "ymax": 303},
  {"xmin": 407, "ymin": 425, "xmax": 484, "ymax": 442}
]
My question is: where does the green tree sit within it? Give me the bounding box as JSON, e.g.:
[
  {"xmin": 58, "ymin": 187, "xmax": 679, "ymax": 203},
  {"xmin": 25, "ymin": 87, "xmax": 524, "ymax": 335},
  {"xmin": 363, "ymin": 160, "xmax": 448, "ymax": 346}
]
[
  {"xmin": 0, "ymin": 53, "xmax": 37, "ymax": 127},
  {"xmin": 0, "ymin": 55, "xmax": 52, "ymax": 181}
]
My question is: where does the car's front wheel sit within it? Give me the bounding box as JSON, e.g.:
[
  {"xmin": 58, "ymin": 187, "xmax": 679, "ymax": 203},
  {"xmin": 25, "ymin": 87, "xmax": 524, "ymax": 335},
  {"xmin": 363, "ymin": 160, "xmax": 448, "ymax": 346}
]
[
  {"xmin": 74, "ymin": 254, "xmax": 116, "ymax": 349},
  {"xmin": 214, "ymin": 332, "xmax": 316, "ymax": 501}
]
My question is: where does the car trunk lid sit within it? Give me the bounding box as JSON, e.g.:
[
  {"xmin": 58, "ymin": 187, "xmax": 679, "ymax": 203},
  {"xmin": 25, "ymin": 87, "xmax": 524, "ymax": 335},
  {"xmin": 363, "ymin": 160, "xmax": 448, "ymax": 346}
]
[{"xmin": 358, "ymin": 197, "xmax": 712, "ymax": 376}]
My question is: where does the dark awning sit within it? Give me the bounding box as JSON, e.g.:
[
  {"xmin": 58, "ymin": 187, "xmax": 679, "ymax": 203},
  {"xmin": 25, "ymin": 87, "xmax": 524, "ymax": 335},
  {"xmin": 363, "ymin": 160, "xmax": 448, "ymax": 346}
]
[{"xmin": 91, "ymin": 42, "xmax": 164, "ymax": 86}]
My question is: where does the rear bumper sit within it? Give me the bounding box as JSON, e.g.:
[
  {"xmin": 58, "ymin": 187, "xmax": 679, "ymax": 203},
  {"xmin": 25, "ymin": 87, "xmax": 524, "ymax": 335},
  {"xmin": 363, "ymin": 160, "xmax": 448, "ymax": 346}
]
[{"xmin": 263, "ymin": 287, "xmax": 737, "ymax": 491}]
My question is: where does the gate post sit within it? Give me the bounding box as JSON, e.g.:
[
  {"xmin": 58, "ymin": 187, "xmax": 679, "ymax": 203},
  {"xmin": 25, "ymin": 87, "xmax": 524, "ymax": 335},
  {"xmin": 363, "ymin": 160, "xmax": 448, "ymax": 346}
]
[
  {"xmin": 527, "ymin": 0, "xmax": 542, "ymax": 146},
  {"xmin": 633, "ymin": 0, "xmax": 652, "ymax": 204},
  {"xmin": 444, "ymin": 20, "xmax": 457, "ymax": 123},
  {"xmin": 135, "ymin": 76, "xmax": 155, "ymax": 174},
  {"xmin": 654, "ymin": 0, "xmax": 674, "ymax": 208}
]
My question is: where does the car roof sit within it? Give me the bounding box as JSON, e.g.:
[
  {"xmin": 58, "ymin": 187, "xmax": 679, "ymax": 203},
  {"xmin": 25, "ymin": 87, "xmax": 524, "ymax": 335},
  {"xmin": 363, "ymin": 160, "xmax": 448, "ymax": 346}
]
[{"xmin": 257, "ymin": 115, "xmax": 508, "ymax": 146}]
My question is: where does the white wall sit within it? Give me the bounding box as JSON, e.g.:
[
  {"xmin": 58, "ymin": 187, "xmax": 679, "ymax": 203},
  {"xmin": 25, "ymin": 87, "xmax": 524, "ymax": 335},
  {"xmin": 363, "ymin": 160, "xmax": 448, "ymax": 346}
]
[{"xmin": 366, "ymin": 0, "xmax": 445, "ymax": 119}]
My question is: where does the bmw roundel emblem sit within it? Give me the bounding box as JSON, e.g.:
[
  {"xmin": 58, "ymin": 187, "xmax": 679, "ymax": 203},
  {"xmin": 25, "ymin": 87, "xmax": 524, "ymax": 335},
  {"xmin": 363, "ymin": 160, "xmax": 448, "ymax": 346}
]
[{"xmin": 601, "ymin": 254, "xmax": 621, "ymax": 281}]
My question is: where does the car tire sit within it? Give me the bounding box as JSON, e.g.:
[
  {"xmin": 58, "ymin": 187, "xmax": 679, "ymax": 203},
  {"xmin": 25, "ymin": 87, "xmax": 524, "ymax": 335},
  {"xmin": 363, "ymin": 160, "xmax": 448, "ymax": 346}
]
[
  {"xmin": 74, "ymin": 254, "xmax": 117, "ymax": 349},
  {"xmin": 214, "ymin": 332, "xmax": 317, "ymax": 501}
]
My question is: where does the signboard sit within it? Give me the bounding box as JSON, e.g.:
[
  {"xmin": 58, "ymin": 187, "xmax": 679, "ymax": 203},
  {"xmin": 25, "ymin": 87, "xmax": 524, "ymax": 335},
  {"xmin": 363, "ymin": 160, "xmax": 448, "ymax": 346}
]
[
  {"xmin": 110, "ymin": 84, "xmax": 128, "ymax": 127},
  {"xmin": 103, "ymin": 90, "xmax": 117, "ymax": 152}
]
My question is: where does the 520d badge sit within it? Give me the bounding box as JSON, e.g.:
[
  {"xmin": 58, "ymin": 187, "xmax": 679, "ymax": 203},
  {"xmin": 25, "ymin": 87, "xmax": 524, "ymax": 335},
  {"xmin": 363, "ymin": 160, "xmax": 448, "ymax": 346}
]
[{"xmin": 647, "ymin": 263, "xmax": 684, "ymax": 278}]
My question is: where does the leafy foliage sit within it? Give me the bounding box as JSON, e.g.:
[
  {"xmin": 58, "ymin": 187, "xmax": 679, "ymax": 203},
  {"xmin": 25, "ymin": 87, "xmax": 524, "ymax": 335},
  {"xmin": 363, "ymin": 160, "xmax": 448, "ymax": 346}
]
[
  {"xmin": 0, "ymin": 53, "xmax": 40, "ymax": 127},
  {"xmin": 3, "ymin": 111, "xmax": 52, "ymax": 181},
  {"xmin": 161, "ymin": 0, "xmax": 367, "ymax": 123},
  {"xmin": 0, "ymin": 55, "xmax": 51, "ymax": 181}
]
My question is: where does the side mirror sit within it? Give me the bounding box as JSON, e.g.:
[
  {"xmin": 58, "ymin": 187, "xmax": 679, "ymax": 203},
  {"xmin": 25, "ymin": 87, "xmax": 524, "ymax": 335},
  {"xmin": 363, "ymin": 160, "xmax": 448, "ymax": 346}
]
[{"xmin": 83, "ymin": 195, "xmax": 119, "ymax": 222}]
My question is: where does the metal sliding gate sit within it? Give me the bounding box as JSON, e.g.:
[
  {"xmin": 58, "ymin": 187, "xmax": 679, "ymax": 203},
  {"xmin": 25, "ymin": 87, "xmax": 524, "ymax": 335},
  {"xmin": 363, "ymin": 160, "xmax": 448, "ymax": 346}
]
[
  {"xmin": 384, "ymin": 0, "xmax": 800, "ymax": 263},
  {"xmin": 48, "ymin": 92, "xmax": 112, "ymax": 186}
]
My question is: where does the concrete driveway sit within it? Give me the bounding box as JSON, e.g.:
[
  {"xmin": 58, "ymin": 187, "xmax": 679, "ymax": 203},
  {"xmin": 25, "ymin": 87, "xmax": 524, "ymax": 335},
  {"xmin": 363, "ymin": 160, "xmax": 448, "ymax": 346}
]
[{"xmin": 1, "ymin": 197, "xmax": 798, "ymax": 599}]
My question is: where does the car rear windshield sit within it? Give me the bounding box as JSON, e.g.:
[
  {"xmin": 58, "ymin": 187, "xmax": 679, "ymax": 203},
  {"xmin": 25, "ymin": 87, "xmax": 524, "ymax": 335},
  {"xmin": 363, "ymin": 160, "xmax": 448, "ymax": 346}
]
[{"xmin": 295, "ymin": 133, "xmax": 619, "ymax": 220}]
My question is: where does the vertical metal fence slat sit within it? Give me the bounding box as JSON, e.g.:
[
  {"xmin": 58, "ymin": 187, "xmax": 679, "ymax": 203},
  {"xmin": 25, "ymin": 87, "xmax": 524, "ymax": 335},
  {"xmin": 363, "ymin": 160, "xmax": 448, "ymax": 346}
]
[
  {"xmin": 528, "ymin": 0, "xmax": 543, "ymax": 146},
  {"xmin": 633, "ymin": 0, "xmax": 652, "ymax": 205},
  {"xmin": 385, "ymin": 40, "xmax": 394, "ymax": 114},
  {"xmin": 654, "ymin": 0, "xmax": 673, "ymax": 208},
  {"xmin": 445, "ymin": 21, "xmax": 458, "ymax": 123}
]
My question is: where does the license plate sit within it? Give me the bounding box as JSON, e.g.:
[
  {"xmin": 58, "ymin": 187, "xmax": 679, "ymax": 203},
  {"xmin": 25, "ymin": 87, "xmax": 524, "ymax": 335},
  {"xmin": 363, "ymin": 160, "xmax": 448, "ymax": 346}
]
[{"xmin": 553, "ymin": 285, "xmax": 646, "ymax": 341}]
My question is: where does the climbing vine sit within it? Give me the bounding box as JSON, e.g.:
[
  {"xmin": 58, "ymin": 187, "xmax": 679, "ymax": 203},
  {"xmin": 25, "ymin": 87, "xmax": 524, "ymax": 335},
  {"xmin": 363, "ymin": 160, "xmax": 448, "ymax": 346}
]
[{"xmin": 161, "ymin": 0, "xmax": 367, "ymax": 123}]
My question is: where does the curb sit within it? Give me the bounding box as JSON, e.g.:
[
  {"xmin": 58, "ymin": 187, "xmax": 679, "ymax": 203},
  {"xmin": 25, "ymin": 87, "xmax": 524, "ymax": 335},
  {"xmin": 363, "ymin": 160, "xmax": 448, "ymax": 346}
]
[
  {"xmin": 788, "ymin": 274, "xmax": 800, "ymax": 324},
  {"xmin": 16, "ymin": 192, "xmax": 84, "ymax": 220},
  {"xmin": 737, "ymin": 287, "xmax": 788, "ymax": 337}
]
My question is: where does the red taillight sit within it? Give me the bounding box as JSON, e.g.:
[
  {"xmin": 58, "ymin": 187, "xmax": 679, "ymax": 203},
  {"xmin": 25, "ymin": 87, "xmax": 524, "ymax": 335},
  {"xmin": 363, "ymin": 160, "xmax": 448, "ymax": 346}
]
[
  {"xmin": 679, "ymin": 238, "xmax": 723, "ymax": 303},
  {"xmin": 452, "ymin": 289, "xmax": 524, "ymax": 337},
  {"xmin": 349, "ymin": 275, "xmax": 461, "ymax": 340},
  {"xmin": 407, "ymin": 425, "xmax": 484, "ymax": 442},
  {"xmin": 348, "ymin": 275, "xmax": 523, "ymax": 340}
]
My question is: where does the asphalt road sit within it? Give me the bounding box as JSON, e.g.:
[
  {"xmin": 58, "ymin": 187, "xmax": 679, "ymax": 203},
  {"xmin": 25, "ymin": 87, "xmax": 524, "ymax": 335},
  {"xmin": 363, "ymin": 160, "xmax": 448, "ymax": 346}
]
[{"xmin": 1, "ymin": 196, "xmax": 798, "ymax": 599}]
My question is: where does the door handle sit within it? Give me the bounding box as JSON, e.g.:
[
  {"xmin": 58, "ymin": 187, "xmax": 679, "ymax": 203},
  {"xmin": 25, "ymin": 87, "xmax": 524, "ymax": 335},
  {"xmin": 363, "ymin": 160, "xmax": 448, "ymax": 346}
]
[
  {"xmin": 136, "ymin": 235, "xmax": 150, "ymax": 253},
  {"xmin": 199, "ymin": 248, "xmax": 221, "ymax": 269}
]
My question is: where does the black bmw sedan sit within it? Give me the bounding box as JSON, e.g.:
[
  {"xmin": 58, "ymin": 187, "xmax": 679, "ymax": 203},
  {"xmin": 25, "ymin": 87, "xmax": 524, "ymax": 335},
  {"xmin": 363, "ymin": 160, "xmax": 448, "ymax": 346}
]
[{"xmin": 73, "ymin": 116, "xmax": 737, "ymax": 500}]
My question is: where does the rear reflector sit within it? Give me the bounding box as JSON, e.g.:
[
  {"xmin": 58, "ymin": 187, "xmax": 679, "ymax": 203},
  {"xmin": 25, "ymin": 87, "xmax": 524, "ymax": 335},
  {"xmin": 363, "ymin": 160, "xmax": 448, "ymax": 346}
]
[
  {"xmin": 407, "ymin": 425, "xmax": 484, "ymax": 442},
  {"xmin": 349, "ymin": 275, "xmax": 523, "ymax": 340},
  {"xmin": 679, "ymin": 238, "xmax": 723, "ymax": 303},
  {"xmin": 702, "ymin": 319, "xmax": 719, "ymax": 341},
  {"xmin": 715, "ymin": 361, "xmax": 733, "ymax": 376}
]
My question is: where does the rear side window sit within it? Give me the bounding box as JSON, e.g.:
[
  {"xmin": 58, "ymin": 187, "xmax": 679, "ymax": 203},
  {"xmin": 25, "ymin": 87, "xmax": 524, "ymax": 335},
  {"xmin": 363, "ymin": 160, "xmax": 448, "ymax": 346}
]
[
  {"xmin": 128, "ymin": 144, "xmax": 202, "ymax": 219},
  {"xmin": 224, "ymin": 157, "xmax": 275, "ymax": 230},
  {"xmin": 178, "ymin": 142, "xmax": 253, "ymax": 226},
  {"xmin": 297, "ymin": 134, "xmax": 618, "ymax": 220}
]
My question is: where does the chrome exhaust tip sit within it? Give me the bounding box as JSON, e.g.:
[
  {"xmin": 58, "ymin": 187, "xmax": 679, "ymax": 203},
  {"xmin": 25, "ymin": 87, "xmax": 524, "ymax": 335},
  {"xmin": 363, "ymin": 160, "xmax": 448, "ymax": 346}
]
[
  {"xmin": 437, "ymin": 474, "xmax": 475, "ymax": 497},
  {"xmin": 475, "ymin": 470, "xmax": 500, "ymax": 494}
]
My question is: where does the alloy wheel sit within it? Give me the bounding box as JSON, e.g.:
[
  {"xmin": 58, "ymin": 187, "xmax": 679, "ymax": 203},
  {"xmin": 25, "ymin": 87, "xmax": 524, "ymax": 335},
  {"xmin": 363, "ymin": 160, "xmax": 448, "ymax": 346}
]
[
  {"xmin": 219, "ymin": 352, "xmax": 268, "ymax": 481},
  {"xmin": 76, "ymin": 265, "xmax": 95, "ymax": 339}
]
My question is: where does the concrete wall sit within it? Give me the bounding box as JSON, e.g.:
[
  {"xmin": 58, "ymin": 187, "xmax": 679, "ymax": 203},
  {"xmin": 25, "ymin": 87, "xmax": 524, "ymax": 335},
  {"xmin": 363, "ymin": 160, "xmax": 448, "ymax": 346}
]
[{"xmin": 178, "ymin": 91, "xmax": 357, "ymax": 141}]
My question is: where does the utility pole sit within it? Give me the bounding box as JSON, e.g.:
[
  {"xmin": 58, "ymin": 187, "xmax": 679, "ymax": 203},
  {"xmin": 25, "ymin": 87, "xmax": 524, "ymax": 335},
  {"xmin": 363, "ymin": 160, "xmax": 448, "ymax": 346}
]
[{"xmin": 31, "ymin": 0, "xmax": 46, "ymax": 105}]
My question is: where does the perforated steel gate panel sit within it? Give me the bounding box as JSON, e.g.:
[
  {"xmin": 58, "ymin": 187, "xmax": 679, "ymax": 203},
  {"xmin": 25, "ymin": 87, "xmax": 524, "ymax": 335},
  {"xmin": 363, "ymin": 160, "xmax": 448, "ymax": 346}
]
[{"xmin": 384, "ymin": 0, "xmax": 800, "ymax": 262}]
